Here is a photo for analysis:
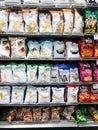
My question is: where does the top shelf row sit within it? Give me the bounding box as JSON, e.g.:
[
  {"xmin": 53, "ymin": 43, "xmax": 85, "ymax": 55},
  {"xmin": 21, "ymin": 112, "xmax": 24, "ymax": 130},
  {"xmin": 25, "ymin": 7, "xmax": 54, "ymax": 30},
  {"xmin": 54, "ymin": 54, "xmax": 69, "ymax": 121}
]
[{"xmin": 0, "ymin": 0, "xmax": 98, "ymax": 9}]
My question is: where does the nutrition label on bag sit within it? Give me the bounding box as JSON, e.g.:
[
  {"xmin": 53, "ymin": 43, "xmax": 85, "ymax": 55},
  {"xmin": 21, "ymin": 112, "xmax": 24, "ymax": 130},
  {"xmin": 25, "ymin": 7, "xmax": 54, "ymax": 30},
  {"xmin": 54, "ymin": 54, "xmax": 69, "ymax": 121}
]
[{"xmin": 94, "ymin": 33, "xmax": 98, "ymax": 40}]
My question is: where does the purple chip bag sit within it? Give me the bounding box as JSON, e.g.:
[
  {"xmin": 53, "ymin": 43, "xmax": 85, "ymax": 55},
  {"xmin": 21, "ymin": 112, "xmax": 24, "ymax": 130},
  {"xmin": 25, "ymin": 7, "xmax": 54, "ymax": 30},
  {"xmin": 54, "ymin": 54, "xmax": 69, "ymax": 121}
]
[
  {"xmin": 92, "ymin": 63, "xmax": 98, "ymax": 82},
  {"xmin": 79, "ymin": 62, "xmax": 92, "ymax": 82}
]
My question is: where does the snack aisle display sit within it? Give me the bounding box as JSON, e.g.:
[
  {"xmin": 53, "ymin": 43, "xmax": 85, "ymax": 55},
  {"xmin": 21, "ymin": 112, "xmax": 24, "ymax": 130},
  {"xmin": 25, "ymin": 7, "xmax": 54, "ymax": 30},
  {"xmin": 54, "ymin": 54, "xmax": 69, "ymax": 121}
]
[{"xmin": 0, "ymin": 0, "xmax": 98, "ymax": 129}]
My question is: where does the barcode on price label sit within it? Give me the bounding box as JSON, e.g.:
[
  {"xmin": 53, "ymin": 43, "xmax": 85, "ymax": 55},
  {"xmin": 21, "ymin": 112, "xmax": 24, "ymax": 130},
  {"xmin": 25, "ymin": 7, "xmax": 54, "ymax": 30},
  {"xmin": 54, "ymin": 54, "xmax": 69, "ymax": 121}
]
[{"xmin": 94, "ymin": 34, "xmax": 98, "ymax": 40}]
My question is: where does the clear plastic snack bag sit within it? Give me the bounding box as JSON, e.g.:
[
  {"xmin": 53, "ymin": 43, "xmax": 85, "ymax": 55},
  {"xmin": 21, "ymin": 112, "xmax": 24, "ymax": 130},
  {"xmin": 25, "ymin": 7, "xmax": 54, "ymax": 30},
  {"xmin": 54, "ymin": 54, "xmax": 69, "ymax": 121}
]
[
  {"xmin": 24, "ymin": 86, "xmax": 37, "ymax": 104},
  {"xmin": 0, "ymin": 86, "xmax": 10, "ymax": 104},
  {"xmin": 37, "ymin": 87, "xmax": 50, "ymax": 103},
  {"xmin": 53, "ymin": 40, "xmax": 65, "ymax": 58},
  {"xmin": 8, "ymin": 11, "xmax": 24, "ymax": 32},
  {"xmin": 39, "ymin": 13, "xmax": 52, "ymax": 32},
  {"xmin": 9, "ymin": 37, "xmax": 26, "ymax": 58},
  {"xmin": 12, "ymin": 64, "xmax": 27, "ymax": 83},
  {"xmin": 23, "ymin": 9, "xmax": 38, "ymax": 33},
  {"xmin": 11, "ymin": 86, "xmax": 25, "ymax": 104},
  {"xmin": 1, "ymin": 65, "xmax": 13, "ymax": 83},
  {"xmin": 0, "ymin": 10, "xmax": 8, "ymax": 32},
  {"xmin": 51, "ymin": 107, "xmax": 60, "ymax": 121},
  {"xmin": 33, "ymin": 107, "xmax": 42, "ymax": 122},
  {"xmin": 27, "ymin": 40, "xmax": 40, "ymax": 58},
  {"xmin": 41, "ymin": 107, "xmax": 50, "ymax": 121},
  {"xmin": 0, "ymin": 38, "xmax": 10, "ymax": 58},
  {"xmin": 27, "ymin": 65, "xmax": 37, "ymax": 83},
  {"xmin": 50, "ymin": 10, "xmax": 64, "ymax": 33},
  {"xmin": 52, "ymin": 86, "xmax": 65, "ymax": 103}
]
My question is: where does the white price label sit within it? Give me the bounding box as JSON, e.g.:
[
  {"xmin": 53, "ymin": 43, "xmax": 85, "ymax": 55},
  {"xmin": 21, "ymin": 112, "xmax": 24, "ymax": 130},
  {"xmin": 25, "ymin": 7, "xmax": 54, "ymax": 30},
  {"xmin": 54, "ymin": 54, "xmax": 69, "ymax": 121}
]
[
  {"xmin": 96, "ymin": 59, "xmax": 98, "ymax": 65},
  {"xmin": 94, "ymin": 34, "xmax": 98, "ymax": 40}
]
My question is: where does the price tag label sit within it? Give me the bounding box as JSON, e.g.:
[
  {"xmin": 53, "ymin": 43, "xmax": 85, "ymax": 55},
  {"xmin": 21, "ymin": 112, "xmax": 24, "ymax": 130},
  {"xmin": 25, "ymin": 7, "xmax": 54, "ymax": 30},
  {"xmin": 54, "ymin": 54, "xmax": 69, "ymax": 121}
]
[
  {"xmin": 94, "ymin": 33, "xmax": 98, "ymax": 40},
  {"xmin": 96, "ymin": 59, "xmax": 98, "ymax": 65}
]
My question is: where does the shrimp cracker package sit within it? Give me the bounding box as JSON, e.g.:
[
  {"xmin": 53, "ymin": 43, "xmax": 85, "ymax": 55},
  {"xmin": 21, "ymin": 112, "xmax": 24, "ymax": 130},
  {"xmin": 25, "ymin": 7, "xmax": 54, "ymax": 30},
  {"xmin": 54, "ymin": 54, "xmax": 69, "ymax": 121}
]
[
  {"xmin": 38, "ymin": 64, "xmax": 51, "ymax": 83},
  {"xmin": 27, "ymin": 65, "xmax": 37, "ymax": 83},
  {"xmin": 0, "ymin": 86, "xmax": 10, "ymax": 104},
  {"xmin": 70, "ymin": 65, "xmax": 79, "ymax": 83},
  {"xmin": 52, "ymin": 86, "xmax": 65, "ymax": 103},
  {"xmin": 79, "ymin": 62, "xmax": 92, "ymax": 82},
  {"xmin": 40, "ymin": 39, "xmax": 53, "ymax": 58},
  {"xmin": 0, "ymin": 38, "xmax": 10, "ymax": 58},
  {"xmin": 50, "ymin": 11, "xmax": 64, "ymax": 33},
  {"xmin": 92, "ymin": 63, "xmax": 98, "ymax": 82},
  {"xmin": 23, "ymin": 9, "xmax": 38, "ymax": 33},
  {"xmin": 24, "ymin": 86, "xmax": 37, "ymax": 104},
  {"xmin": 39, "ymin": 13, "xmax": 52, "ymax": 32},
  {"xmin": 12, "ymin": 64, "xmax": 27, "ymax": 83},
  {"xmin": 58, "ymin": 64, "xmax": 70, "ymax": 83},
  {"xmin": 63, "ymin": 9, "xmax": 73, "ymax": 33},
  {"xmin": 27, "ymin": 40, "xmax": 40, "ymax": 58},
  {"xmin": 66, "ymin": 41, "xmax": 80, "ymax": 59},
  {"xmin": 9, "ymin": 11, "xmax": 24, "ymax": 32},
  {"xmin": 50, "ymin": 65, "xmax": 59, "ymax": 83},
  {"xmin": 9, "ymin": 37, "xmax": 26, "ymax": 58},
  {"xmin": 11, "ymin": 86, "xmax": 25, "ymax": 104},
  {"xmin": 23, "ymin": 0, "xmax": 39, "ymax": 4},
  {"xmin": 37, "ymin": 87, "xmax": 50, "ymax": 103},
  {"xmin": 53, "ymin": 40, "xmax": 65, "ymax": 58},
  {"xmin": 72, "ymin": 9, "xmax": 84, "ymax": 33},
  {"xmin": 66, "ymin": 85, "xmax": 79, "ymax": 103},
  {"xmin": 0, "ymin": 10, "xmax": 8, "ymax": 32},
  {"xmin": 80, "ymin": 38, "xmax": 94, "ymax": 58},
  {"xmin": 1, "ymin": 65, "xmax": 13, "ymax": 83}
]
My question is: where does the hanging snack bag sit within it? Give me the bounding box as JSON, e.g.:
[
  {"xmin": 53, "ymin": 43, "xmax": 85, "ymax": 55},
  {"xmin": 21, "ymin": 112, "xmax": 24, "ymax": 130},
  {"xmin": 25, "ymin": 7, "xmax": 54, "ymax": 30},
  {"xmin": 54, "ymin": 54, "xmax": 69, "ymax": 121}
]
[
  {"xmin": 27, "ymin": 40, "xmax": 40, "ymax": 58},
  {"xmin": 11, "ymin": 86, "xmax": 25, "ymax": 104},
  {"xmin": 39, "ymin": 13, "xmax": 52, "ymax": 32},
  {"xmin": 50, "ymin": 65, "xmax": 59, "ymax": 83},
  {"xmin": 38, "ymin": 64, "xmax": 51, "ymax": 83},
  {"xmin": 70, "ymin": 64, "xmax": 79, "ymax": 83},
  {"xmin": 84, "ymin": 10, "xmax": 98, "ymax": 33},
  {"xmin": 33, "ymin": 107, "xmax": 42, "ymax": 122},
  {"xmin": 72, "ymin": 9, "xmax": 83, "ymax": 33},
  {"xmin": 0, "ymin": 10, "xmax": 8, "ymax": 32},
  {"xmin": 79, "ymin": 62, "xmax": 92, "ymax": 82},
  {"xmin": 0, "ymin": 86, "xmax": 10, "ymax": 104},
  {"xmin": 12, "ymin": 64, "xmax": 27, "ymax": 83},
  {"xmin": 66, "ymin": 41, "xmax": 80, "ymax": 59},
  {"xmin": 40, "ymin": 39, "xmax": 53, "ymax": 58},
  {"xmin": 63, "ymin": 9, "xmax": 73, "ymax": 33},
  {"xmin": 9, "ymin": 37, "xmax": 26, "ymax": 58},
  {"xmin": 50, "ymin": 11, "xmax": 64, "ymax": 33},
  {"xmin": 79, "ymin": 86, "xmax": 91, "ymax": 102},
  {"xmin": 1, "ymin": 65, "xmax": 13, "ymax": 83},
  {"xmin": 51, "ymin": 107, "xmax": 60, "ymax": 121},
  {"xmin": 80, "ymin": 38, "xmax": 94, "ymax": 58},
  {"xmin": 27, "ymin": 65, "xmax": 37, "ymax": 83},
  {"xmin": 94, "ymin": 40, "xmax": 98, "ymax": 57},
  {"xmin": 92, "ymin": 63, "xmax": 98, "ymax": 82},
  {"xmin": 53, "ymin": 40, "xmax": 65, "ymax": 58},
  {"xmin": 52, "ymin": 86, "xmax": 65, "ymax": 103},
  {"xmin": 37, "ymin": 87, "xmax": 50, "ymax": 103},
  {"xmin": 0, "ymin": 38, "xmax": 10, "ymax": 58},
  {"xmin": 8, "ymin": 11, "xmax": 24, "ymax": 32},
  {"xmin": 23, "ymin": 9, "xmax": 38, "ymax": 33},
  {"xmin": 58, "ymin": 64, "xmax": 70, "ymax": 83},
  {"xmin": 24, "ymin": 86, "xmax": 37, "ymax": 104},
  {"xmin": 66, "ymin": 85, "xmax": 79, "ymax": 103},
  {"xmin": 41, "ymin": 107, "xmax": 50, "ymax": 122},
  {"xmin": 90, "ymin": 84, "xmax": 98, "ymax": 102}
]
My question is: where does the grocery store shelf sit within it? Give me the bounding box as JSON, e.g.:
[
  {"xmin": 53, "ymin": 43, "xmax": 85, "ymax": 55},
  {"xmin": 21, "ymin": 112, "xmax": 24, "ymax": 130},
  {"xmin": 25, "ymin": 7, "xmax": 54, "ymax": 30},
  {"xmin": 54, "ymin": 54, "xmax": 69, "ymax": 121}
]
[
  {"xmin": 87, "ymin": 3, "xmax": 98, "ymax": 8},
  {"xmin": 0, "ymin": 120, "xmax": 77, "ymax": 128},
  {"xmin": 78, "ymin": 121, "xmax": 98, "ymax": 127}
]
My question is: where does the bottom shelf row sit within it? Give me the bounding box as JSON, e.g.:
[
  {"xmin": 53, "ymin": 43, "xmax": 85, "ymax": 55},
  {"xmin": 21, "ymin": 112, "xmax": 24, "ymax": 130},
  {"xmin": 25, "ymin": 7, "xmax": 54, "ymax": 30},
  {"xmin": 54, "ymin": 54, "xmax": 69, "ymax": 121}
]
[{"xmin": 0, "ymin": 105, "xmax": 98, "ymax": 128}]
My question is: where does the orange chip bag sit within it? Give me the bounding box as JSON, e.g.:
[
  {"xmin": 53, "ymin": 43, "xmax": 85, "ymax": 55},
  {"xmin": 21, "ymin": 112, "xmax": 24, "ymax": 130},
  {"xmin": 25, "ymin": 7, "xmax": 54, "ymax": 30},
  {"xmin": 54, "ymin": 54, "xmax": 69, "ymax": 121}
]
[
  {"xmin": 94, "ymin": 40, "xmax": 98, "ymax": 57},
  {"xmin": 80, "ymin": 38, "xmax": 94, "ymax": 58}
]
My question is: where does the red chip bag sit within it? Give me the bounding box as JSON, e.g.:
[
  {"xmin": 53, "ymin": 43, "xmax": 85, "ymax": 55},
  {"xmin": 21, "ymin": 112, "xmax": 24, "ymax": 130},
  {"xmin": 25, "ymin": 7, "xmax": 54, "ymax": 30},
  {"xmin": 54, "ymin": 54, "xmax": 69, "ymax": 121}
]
[
  {"xmin": 79, "ymin": 86, "xmax": 91, "ymax": 102},
  {"xmin": 94, "ymin": 40, "xmax": 98, "ymax": 57},
  {"xmin": 80, "ymin": 38, "xmax": 94, "ymax": 58},
  {"xmin": 66, "ymin": 85, "xmax": 79, "ymax": 103},
  {"xmin": 92, "ymin": 63, "xmax": 98, "ymax": 82},
  {"xmin": 90, "ymin": 84, "xmax": 98, "ymax": 102}
]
